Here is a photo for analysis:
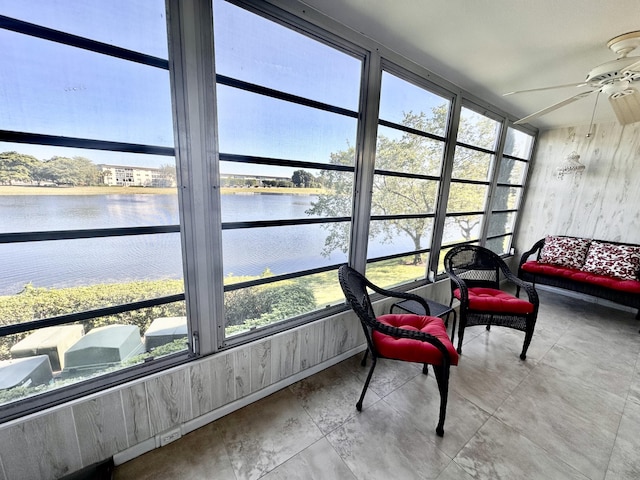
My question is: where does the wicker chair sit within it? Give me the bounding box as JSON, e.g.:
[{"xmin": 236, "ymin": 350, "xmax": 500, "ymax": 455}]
[
  {"xmin": 444, "ymin": 245, "xmax": 539, "ymax": 360},
  {"xmin": 338, "ymin": 264, "xmax": 459, "ymax": 436}
]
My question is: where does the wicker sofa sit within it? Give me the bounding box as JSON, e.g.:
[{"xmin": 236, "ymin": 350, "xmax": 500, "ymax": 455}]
[{"xmin": 518, "ymin": 235, "xmax": 640, "ymax": 320}]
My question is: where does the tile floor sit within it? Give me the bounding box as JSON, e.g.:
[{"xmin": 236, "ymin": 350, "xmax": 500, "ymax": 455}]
[{"xmin": 114, "ymin": 290, "xmax": 640, "ymax": 480}]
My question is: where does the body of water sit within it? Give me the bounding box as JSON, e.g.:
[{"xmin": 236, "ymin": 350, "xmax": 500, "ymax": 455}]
[{"xmin": 1, "ymin": 193, "xmax": 395, "ymax": 295}]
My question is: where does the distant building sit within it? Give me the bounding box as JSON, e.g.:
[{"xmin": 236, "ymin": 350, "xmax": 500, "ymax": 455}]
[
  {"xmin": 219, "ymin": 173, "xmax": 292, "ymax": 187},
  {"xmin": 97, "ymin": 164, "xmax": 176, "ymax": 187}
]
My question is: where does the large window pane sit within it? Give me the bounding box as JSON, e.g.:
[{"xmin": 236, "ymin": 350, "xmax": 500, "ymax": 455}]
[
  {"xmin": 371, "ymin": 176, "xmax": 438, "ymax": 215},
  {"xmin": 486, "ymin": 236, "xmax": 511, "ymax": 256},
  {"xmin": 368, "ymin": 219, "xmax": 433, "ymax": 258},
  {"xmin": 0, "ymin": 234, "xmax": 183, "ymax": 298},
  {"xmin": 492, "ymin": 186, "xmax": 522, "ymax": 211},
  {"xmin": 443, "ymin": 215, "xmax": 483, "ymax": 245},
  {"xmin": 446, "ymin": 183, "xmax": 488, "ymax": 212},
  {"xmin": 366, "ymin": 255, "xmax": 429, "ymax": 289},
  {"xmin": 376, "ymin": 126, "xmax": 444, "ymax": 176},
  {"xmin": 0, "ymin": 3, "xmax": 183, "ymax": 412},
  {"xmin": 0, "ymin": 31, "xmax": 173, "ymax": 145},
  {"xmin": 379, "ymin": 72, "xmax": 449, "ymax": 137},
  {"xmin": 457, "ymin": 107, "xmax": 500, "ymax": 150},
  {"xmin": 451, "ymin": 147, "xmax": 493, "ymax": 181},
  {"xmin": 487, "ymin": 212, "xmax": 515, "ymax": 237},
  {"xmin": 217, "ymin": 86, "xmax": 357, "ymax": 163},
  {"xmin": 497, "ymin": 157, "xmax": 527, "ymax": 185},
  {"xmin": 0, "ymin": 301, "xmax": 186, "ymax": 406},
  {"xmin": 213, "ymin": 0, "xmax": 361, "ymax": 110},
  {"xmin": 224, "ymin": 272, "xmax": 342, "ymax": 337},
  {"xmin": 222, "ymin": 223, "xmax": 349, "ymax": 279},
  {"xmin": 0, "ymin": 0, "xmax": 169, "ymax": 58},
  {"xmin": 504, "ymin": 127, "xmax": 534, "ymax": 159}
]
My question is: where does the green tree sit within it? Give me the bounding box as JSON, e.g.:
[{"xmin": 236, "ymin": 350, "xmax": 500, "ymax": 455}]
[
  {"xmin": 292, "ymin": 169, "xmax": 315, "ymax": 188},
  {"xmin": 0, "ymin": 151, "xmax": 40, "ymax": 185},
  {"xmin": 307, "ymin": 106, "xmax": 499, "ymax": 263},
  {"xmin": 40, "ymin": 156, "xmax": 100, "ymax": 186}
]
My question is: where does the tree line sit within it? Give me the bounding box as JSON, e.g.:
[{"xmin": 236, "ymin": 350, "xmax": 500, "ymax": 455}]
[
  {"xmin": 0, "ymin": 151, "xmax": 178, "ymax": 187},
  {"xmin": 1, "ymin": 150, "xmax": 322, "ymax": 189}
]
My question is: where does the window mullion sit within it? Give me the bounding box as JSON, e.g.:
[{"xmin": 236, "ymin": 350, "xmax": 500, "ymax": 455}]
[
  {"xmin": 349, "ymin": 51, "xmax": 381, "ymax": 273},
  {"xmin": 167, "ymin": 0, "xmax": 223, "ymax": 355}
]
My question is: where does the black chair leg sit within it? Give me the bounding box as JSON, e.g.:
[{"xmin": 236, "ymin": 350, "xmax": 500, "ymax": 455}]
[
  {"xmin": 356, "ymin": 356, "xmax": 377, "ymax": 411},
  {"xmin": 457, "ymin": 323, "xmax": 465, "ymax": 355},
  {"xmin": 432, "ymin": 363, "xmax": 451, "ymax": 437},
  {"xmin": 520, "ymin": 325, "xmax": 535, "ymax": 360},
  {"xmin": 360, "ymin": 348, "xmax": 369, "ymax": 366}
]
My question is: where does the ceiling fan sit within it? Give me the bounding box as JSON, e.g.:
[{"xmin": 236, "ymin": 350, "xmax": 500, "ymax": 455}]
[{"xmin": 505, "ymin": 30, "xmax": 640, "ymax": 126}]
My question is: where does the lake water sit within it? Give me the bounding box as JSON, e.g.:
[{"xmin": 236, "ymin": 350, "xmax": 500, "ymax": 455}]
[{"xmin": 0, "ymin": 193, "xmax": 370, "ymax": 295}]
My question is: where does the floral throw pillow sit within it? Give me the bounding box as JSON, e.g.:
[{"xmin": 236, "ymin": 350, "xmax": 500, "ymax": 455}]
[
  {"xmin": 582, "ymin": 241, "xmax": 640, "ymax": 280},
  {"xmin": 539, "ymin": 235, "xmax": 591, "ymax": 269}
]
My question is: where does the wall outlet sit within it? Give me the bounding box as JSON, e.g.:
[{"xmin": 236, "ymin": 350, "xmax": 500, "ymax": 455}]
[{"xmin": 158, "ymin": 427, "xmax": 182, "ymax": 447}]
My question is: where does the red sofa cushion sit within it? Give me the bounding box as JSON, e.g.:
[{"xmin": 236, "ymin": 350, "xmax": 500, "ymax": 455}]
[
  {"xmin": 521, "ymin": 261, "xmax": 640, "ymax": 294},
  {"xmin": 453, "ymin": 287, "xmax": 535, "ymax": 314},
  {"xmin": 373, "ymin": 314, "xmax": 459, "ymax": 365}
]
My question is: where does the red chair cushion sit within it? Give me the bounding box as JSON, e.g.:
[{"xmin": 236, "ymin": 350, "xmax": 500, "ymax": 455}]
[
  {"xmin": 454, "ymin": 287, "xmax": 534, "ymax": 314},
  {"xmin": 373, "ymin": 314, "xmax": 459, "ymax": 365},
  {"xmin": 521, "ymin": 261, "xmax": 640, "ymax": 294}
]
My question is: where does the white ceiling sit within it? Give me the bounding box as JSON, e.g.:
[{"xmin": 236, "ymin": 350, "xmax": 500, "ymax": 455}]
[{"xmin": 301, "ymin": 0, "xmax": 640, "ymax": 130}]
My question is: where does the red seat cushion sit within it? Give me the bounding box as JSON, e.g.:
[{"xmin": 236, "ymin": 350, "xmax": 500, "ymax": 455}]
[
  {"xmin": 454, "ymin": 287, "xmax": 534, "ymax": 314},
  {"xmin": 521, "ymin": 261, "xmax": 640, "ymax": 294},
  {"xmin": 373, "ymin": 314, "xmax": 459, "ymax": 366}
]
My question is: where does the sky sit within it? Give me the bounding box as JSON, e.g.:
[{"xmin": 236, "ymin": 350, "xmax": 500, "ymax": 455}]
[{"xmin": 0, "ymin": 0, "xmax": 449, "ymax": 177}]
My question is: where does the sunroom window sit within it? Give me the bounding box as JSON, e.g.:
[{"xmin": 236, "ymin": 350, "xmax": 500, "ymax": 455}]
[
  {"xmin": 0, "ymin": 1, "xmax": 187, "ymax": 416},
  {"xmin": 212, "ymin": 0, "xmax": 363, "ymax": 341},
  {"xmin": 365, "ymin": 69, "xmax": 451, "ymax": 288}
]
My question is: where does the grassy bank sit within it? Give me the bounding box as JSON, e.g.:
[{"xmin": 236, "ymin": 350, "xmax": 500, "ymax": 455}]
[{"xmin": 0, "ymin": 186, "xmax": 325, "ymax": 196}]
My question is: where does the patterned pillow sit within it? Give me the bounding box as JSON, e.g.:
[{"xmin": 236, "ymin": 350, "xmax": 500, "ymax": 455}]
[
  {"xmin": 539, "ymin": 235, "xmax": 591, "ymax": 269},
  {"xmin": 582, "ymin": 241, "xmax": 640, "ymax": 280}
]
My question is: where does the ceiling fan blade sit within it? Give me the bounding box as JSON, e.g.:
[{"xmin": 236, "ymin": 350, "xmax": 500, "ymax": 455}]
[
  {"xmin": 622, "ymin": 59, "xmax": 640, "ymax": 75},
  {"xmin": 513, "ymin": 90, "xmax": 597, "ymax": 125},
  {"xmin": 609, "ymin": 88, "xmax": 640, "ymax": 125},
  {"xmin": 503, "ymin": 82, "xmax": 588, "ymax": 96}
]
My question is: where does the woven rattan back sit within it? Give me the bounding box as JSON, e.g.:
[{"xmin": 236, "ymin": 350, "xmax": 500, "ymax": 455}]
[{"xmin": 444, "ymin": 245, "xmax": 504, "ymax": 291}]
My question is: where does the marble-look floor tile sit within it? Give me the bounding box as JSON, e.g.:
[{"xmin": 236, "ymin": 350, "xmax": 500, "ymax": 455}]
[
  {"xmin": 435, "ymin": 459, "xmax": 479, "ymax": 480},
  {"xmin": 384, "ymin": 373, "xmax": 491, "ymax": 458},
  {"xmin": 494, "ymin": 366, "xmax": 624, "ymax": 480},
  {"xmin": 539, "ymin": 342, "xmax": 636, "ymax": 399},
  {"xmin": 449, "ymin": 335, "xmax": 533, "ymax": 414},
  {"xmin": 326, "ymin": 400, "xmax": 451, "ymax": 480},
  {"xmin": 289, "ymin": 359, "xmax": 380, "ymax": 435},
  {"xmin": 341, "ymin": 353, "xmax": 421, "ymax": 398},
  {"xmin": 455, "ymin": 417, "xmax": 589, "ymax": 480},
  {"xmin": 114, "ymin": 421, "xmax": 235, "ymax": 480},
  {"xmin": 216, "ymin": 388, "xmax": 323, "ymax": 480},
  {"xmin": 605, "ymin": 399, "xmax": 640, "ymax": 480},
  {"xmin": 628, "ymin": 365, "xmax": 640, "ymax": 405},
  {"xmin": 261, "ymin": 437, "xmax": 357, "ymax": 480}
]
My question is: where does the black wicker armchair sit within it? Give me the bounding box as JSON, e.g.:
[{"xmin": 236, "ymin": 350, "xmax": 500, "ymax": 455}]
[
  {"xmin": 338, "ymin": 264, "xmax": 458, "ymax": 436},
  {"xmin": 444, "ymin": 245, "xmax": 539, "ymax": 360}
]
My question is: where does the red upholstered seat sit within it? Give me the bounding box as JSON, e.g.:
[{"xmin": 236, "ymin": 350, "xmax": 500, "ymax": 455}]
[
  {"xmin": 373, "ymin": 314, "xmax": 459, "ymax": 365},
  {"xmin": 454, "ymin": 287, "xmax": 534, "ymax": 314},
  {"xmin": 521, "ymin": 261, "xmax": 640, "ymax": 294}
]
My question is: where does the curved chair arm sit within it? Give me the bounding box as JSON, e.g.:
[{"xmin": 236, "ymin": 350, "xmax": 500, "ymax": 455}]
[
  {"xmin": 494, "ymin": 258, "xmax": 539, "ymax": 309},
  {"xmin": 444, "ymin": 269, "xmax": 470, "ymax": 306},
  {"xmin": 518, "ymin": 238, "xmax": 545, "ymax": 269},
  {"xmin": 358, "ymin": 275, "xmax": 432, "ymax": 316},
  {"xmin": 370, "ymin": 319, "xmax": 453, "ymax": 365}
]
